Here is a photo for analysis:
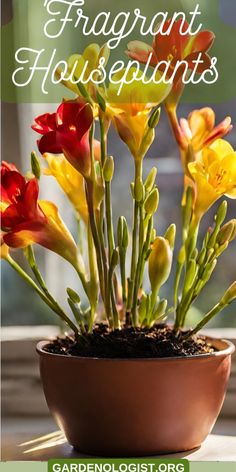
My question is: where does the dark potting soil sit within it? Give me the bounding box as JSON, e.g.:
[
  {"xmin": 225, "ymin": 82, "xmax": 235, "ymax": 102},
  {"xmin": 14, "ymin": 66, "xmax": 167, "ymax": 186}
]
[{"xmin": 43, "ymin": 324, "xmax": 217, "ymax": 358}]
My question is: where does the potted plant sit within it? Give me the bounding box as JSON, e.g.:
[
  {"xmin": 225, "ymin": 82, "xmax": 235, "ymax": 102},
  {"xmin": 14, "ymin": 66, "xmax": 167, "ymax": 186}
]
[{"xmin": 1, "ymin": 18, "xmax": 236, "ymax": 457}]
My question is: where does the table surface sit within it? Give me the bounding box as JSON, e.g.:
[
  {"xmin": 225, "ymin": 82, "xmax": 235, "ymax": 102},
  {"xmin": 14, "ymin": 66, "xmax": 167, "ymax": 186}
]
[{"xmin": 2, "ymin": 419, "xmax": 236, "ymax": 462}]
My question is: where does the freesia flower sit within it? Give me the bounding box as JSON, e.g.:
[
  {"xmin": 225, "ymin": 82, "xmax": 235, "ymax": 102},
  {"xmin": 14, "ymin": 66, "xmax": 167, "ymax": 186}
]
[
  {"xmin": 127, "ymin": 19, "xmax": 214, "ymax": 106},
  {"xmin": 56, "ymin": 43, "xmax": 110, "ymax": 101},
  {"xmin": 0, "ymin": 163, "xmax": 80, "ymax": 269},
  {"xmin": 180, "ymin": 108, "xmax": 232, "ymax": 153},
  {"xmin": 106, "ymin": 68, "xmax": 171, "ymax": 160},
  {"xmin": 44, "ymin": 153, "xmax": 89, "ymax": 222},
  {"xmin": 188, "ymin": 139, "xmax": 236, "ymax": 222},
  {"xmin": 32, "ymin": 100, "xmax": 94, "ymax": 178},
  {"xmin": 1, "ymin": 161, "xmax": 25, "ymax": 203}
]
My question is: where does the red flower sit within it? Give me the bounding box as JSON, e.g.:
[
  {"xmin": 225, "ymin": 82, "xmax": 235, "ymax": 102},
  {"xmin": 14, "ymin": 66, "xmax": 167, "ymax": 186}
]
[
  {"xmin": 1, "ymin": 163, "xmax": 79, "ymax": 267},
  {"xmin": 32, "ymin": 100, "xmax": 94, "ymax": 178},
  {"xmin": 127, "ymin": 20, "xmax": 215, "ymax": 105},
  {"xmin": 1, "ymin": 161, "xmax": 25, "ymax": 204}
]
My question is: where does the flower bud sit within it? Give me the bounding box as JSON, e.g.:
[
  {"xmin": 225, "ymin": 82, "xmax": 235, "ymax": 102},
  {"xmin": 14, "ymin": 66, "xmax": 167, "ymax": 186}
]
[
  {"xmin": 117, "ymin": 217, "xmax": 124, "ymax": 247},
  {"xmin": 215, "ymin": 241, "xmax": 228, "ymax": 257},
  {"xmin": 67, "ymin": 288, "xmax": 81, "ymax": 304},
  {"xmin": 103, "ymin": 156, "xmax": 114, "ymax": 182},
  {"xmin": 148, "ymin": 237, "xmax": 173, "ymax": 294},
  {"xmin": 148, "ymin": 107, "xmax": 161, "ymax": 129},
  {"xmin": 139, "ymin": 128, "xmax": 155, "ymax": 160},
  {"xmin": 202, "ymin": 259, "xmax": 217, "ymax": 284},
  {"xmin": 197, "ymin": 247, "xmax": 206, "ymax": 265},
  {"xmin": 117, "ymin": 216, "xmax": 129, "ymax": 249},
  {"xmin": 134, "ymin": 177, "xmax": 144, "ymax": 202},
  {"xmin": 153, "ymin": 298, "xmax": 167, "ymax": 320},
  {"xmin": 220, "ymin": 281, "xmax": 236, "ymax": 305},
  {"xmin": 111, "ymin": 248, "xmax": 119, "ymax": 268},
  {"xmin": 31, "ymin": 152, "xmax": 41, "ymax": 179},
  {"xmin": 215, "ymin": 200, "xmax": 227, "ymax": 226},
  {"xmin": 217, "ymin": 219, "xmax": 236, "ymax": 245},
  {"xmin": 178, "ymin": 245, "xmax": 186, "ymax": 264},
  {"xmin": 184, "ymin": 259, "xmax": 197, "ymax": 293},
  {"xmin": 229, "ymin": 221, "xmax": 236, "ymax": 242},
  {"xmin": 144, "ymin": 188, "xmax": 159, "ymax": 216},
  {"xmin": 164, "ymin": 224, "xmax": 176, "ymax": 250},
  {"xmin": 122, "ymin": 218, "xmax": 129, "ymax": 249},
  {"xmin": 144, "ymin": 167, "xmax": 157, "ymax": 193},
  {"xmin": 138, "ymin": 294, "xmax": 148, "ymax": 324}
]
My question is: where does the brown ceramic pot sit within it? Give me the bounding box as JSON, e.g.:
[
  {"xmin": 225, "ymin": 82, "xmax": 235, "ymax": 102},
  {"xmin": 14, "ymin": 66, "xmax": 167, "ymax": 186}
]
[{"xmin": 37, "ymin": 337, "xmax": 234, "ymax": 457}]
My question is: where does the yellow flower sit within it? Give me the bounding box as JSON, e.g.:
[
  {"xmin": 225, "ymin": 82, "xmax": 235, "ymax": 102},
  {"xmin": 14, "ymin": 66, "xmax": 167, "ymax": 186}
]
[
  {"xmin": 188, "ymin": 139, "xmax": 236, "ymax": 221},
  {"xmin": 1, "ymin": 234, "xmax": 9, "ymax": 260},
  {"xmin": 56, "ymin": 43, "xmax": 110, "ymax": 101},
  {"xmin": 180, "ymin": 107, "xmax": 232, "ymax": 153},
  {"xmin": 106, "ymin": 68, "xmax": 171, "ymax": 160},
  {"xmin": 44, "ymin": 153, "xmax": 88, "ymax": 222},
  {"xmin": 38, "ymin": 200, "xmax": 82, "ymax": 270}
]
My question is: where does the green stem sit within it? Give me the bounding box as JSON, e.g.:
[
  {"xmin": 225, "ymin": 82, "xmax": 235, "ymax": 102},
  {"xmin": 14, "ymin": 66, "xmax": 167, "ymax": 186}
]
[
  {"xmin": 131, "ymin": 216, "xmax": 153, "ymax": 326},
  {"xmin": 127, "ymin": 160, "xmax": 143, "ymax": 315},
  {"xmin": 99, "ymin": 115, "xmax": 106, "ymax": 167},
  {"xmin": 165, "ymin": 105, "xmax": 184, "ymax": 150},
  {"xmin": 105, "ymin": 181, "xmax": 115, "ymax": 262},
  {"xmin": 139, "ymin": 217, "xmax": 153, "ymax": 285},
  {"xmin": 127, "ymin": 202, "xmax": 139, "ymax": 309},
  {"xmin": 184, "ymin": 302, "xmax": 223, "ymax": 339},
  {"xmin": 96, "ymin": 208, "xmax": 112, "ymax": 322},
  {"xmin": 119, "ymin": 248, "xmax": 127, "ymax": 305},
  {"xmin": 108, "ymin": 265, "xmax": 120, "ymax": 330},
  {"xmin": 86, "ymin": 139, "xmax": 112, "ymax": 325},
  {"xmin": 25, "ymin": 246, "xmax": 71, "ymax": 332},
  {"xmin": 99, "ymin": 115, "xmax": 115, "ymax": 262},
  {"xmin": 68, "ymin": 299, "xmax": 86, "ymax": 334},
  {"xmin": 74, "ymin": 264, "xmax": 90, "ymax": 301},
  {"xmin": 7, "ymin": 256, "xmax": 79, "ymax": 336},
  {"xmin": 139, "ymin": 203, "xmax": 144, "ymax": 253},
  {"xmin": 89, "ymin": 122, "xmax": 96, "ymax": 181},
  {"xmin": 174, "ymin": 217, "xmax": 200, "ymax": 330},
  {"xmin": 173, "ymin": 260, "xmax": 184, "ymax": 310},
  {"xmin": 85, "ymin": 180, "xmax": 105, "ymax": 304},
  {"xmin": 87, "ymin": 222, "xmax": 98, "ymax": 327}
]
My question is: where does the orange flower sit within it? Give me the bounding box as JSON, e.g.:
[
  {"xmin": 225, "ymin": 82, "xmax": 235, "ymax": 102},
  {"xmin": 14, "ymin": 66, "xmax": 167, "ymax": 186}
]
[
  {"xmin": 180, "ymin": 108, "xmax": 232, "ymax": 152},
  {"xmin": 44, "ymin": 153, "xmax": 88, "ymax": 222},
  {"xmin": 127, "ymin": 19, "xmax": 214, "ymax": 106}
]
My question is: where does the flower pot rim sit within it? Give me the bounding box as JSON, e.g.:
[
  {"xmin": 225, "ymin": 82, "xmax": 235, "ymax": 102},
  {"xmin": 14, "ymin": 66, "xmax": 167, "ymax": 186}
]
[{"xmin": 36, "ymin": 336, "xmax": 235, "ymax": 362}]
